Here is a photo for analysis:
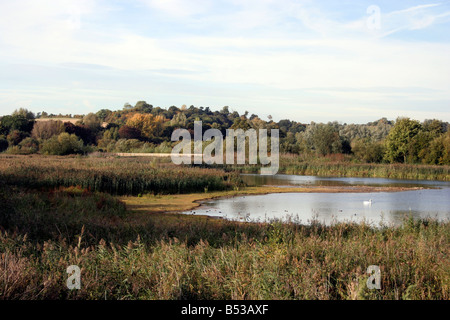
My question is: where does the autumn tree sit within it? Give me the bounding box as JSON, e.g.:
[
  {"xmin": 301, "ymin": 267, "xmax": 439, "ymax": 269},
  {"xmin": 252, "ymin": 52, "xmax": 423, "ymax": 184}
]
[
  {"xmin": 31, "ymin": 120, "xmax": 65, "ymax": 140},
  {"xmin": 118, "ymin": 125, "xmax": 142, "ymax": 140},
  {"xmin": 64, "ymin": 122, "xmax": 96, "ymax": 145},
  {"xmin": 7, "ymin": 130, "xmax": 29, "ymax": 146},
  {"xmin": 126, "ymin": 113, "xmax": 165, "ymax": 139}
]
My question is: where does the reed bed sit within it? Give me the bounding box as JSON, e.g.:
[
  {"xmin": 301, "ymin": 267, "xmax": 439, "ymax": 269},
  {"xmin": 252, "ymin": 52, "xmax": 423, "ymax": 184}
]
[
  {"xmin": 283, "ymin": 155, "xmax": 450, "ymax": 180},
  {"xmin": 0, "ymin": 186, "xmax": 449, "ymax": 300},
  {"xmin": 0, "ymin": 155, "xmax": 448, "ymax": 300},
  {"xmin": 0, "ymin": 155, "xmax": 241, "ymax": 195},
  {"xmin": 227, "ymin": 154, "xmax": 450, "ymax": 181}
]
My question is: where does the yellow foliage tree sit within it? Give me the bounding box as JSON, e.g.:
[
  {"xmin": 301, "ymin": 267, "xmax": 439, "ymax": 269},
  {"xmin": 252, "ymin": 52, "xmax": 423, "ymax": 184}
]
[{"xmin": 126, "ymin": 113, "xmax": 165, "ymax": 138}]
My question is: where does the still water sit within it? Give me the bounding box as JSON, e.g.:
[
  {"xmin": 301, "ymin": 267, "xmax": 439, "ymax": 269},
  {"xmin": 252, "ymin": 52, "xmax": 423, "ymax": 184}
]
[{"xmin": 182, "ymin": 174, "xmax": 450, "ymax": 226}]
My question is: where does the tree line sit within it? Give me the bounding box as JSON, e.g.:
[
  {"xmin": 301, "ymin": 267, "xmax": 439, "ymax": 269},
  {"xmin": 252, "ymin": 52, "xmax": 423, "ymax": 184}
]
[{"xmin": 0, "ymin": 103, "xmax": 449, "ymax": 165}]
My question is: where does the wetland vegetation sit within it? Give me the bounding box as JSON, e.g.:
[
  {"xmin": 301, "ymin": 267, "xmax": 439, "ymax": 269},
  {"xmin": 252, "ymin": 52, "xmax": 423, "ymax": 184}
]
[{"xmin": 0, "ymin": 155, "xmax": 448, "ymax": 300}]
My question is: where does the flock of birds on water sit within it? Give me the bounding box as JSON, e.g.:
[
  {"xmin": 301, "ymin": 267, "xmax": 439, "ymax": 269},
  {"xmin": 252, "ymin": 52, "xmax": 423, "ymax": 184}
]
[{"xmin": 189, "ymin": 198, "xmax": 374, "ymax": 222}]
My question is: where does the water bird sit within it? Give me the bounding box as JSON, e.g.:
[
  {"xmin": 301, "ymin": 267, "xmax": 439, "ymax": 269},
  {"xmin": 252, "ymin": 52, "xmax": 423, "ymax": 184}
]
[{"xmin": 363, "ymin": 199, "xmax": 372, "ymax": 205}]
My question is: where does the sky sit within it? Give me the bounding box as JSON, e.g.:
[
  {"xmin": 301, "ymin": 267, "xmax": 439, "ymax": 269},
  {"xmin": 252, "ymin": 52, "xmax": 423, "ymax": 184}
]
[{"xmin": 0, "ymin": 0, "xmax": 449, "ymax": 124}]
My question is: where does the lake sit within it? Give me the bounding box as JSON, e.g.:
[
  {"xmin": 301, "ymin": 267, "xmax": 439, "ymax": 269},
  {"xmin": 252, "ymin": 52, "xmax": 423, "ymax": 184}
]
[{"xmin": 181, "ymin": 174, "xmax": 450, "ymax": 226}]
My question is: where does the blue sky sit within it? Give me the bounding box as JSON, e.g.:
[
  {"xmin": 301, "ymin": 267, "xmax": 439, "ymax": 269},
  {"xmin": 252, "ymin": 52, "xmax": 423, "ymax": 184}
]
[{"xmin": 0, "ymin": 0, "xmax": 449, "ymax": 123}]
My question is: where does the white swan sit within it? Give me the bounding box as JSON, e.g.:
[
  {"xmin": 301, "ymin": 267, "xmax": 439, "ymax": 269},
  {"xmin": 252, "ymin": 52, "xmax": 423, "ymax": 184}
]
[{"xmin": 363, "ymin": 199, "xmax": 372, "ymax": 205}]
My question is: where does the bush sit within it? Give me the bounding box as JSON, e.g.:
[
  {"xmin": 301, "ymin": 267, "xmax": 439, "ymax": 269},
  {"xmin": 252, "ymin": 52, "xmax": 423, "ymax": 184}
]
[
  {"xmin": 19, "ymin": 137, "xmax": 39, "ymax": 153},
  {"xmin": 107, "ymin": 138, "xmax": 145, "ymax": 152},
  {"xmin": 7, "ymin": 130, "xmax": 28, "ymax": 146},
  {"xmin": 5, "ymin": 137, "xmax": 39, "ymax": 154},
  {"xmin": 40, "ymin": 132, "xmax": 84, "ymax": 155},
  {"xmin": 352, "ymin": 139, "xmax": 385, "ymax": 163}
]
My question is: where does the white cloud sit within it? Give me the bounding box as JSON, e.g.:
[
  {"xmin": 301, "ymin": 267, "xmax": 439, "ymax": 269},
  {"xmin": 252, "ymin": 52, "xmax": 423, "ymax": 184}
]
[
  {"xmin": 139, "ymin": 0, "xmax": 212, "ymax": 18},
  {"xmin": 0, "ymin": 0, "xmax": 449, "ymax": 122},
  {"xmin": 378, "ymin": 2, "xmax": 450, "ymax": 36}
]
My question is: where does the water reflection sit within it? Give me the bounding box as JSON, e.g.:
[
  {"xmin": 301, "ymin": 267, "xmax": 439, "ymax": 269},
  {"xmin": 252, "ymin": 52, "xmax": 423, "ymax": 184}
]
[
  {"xmin": 241, "ymin": 174, "xmax": 449, "ymax": 188},
  {"xmin": 182, "ymin": 174, "xmax": 450, "ymax": 226}
]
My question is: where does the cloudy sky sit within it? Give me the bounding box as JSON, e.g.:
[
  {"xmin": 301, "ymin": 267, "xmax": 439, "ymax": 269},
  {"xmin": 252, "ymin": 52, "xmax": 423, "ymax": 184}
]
[{"xmin": 0, "ymin": 0, "xmax": 449, "ymax": 123}]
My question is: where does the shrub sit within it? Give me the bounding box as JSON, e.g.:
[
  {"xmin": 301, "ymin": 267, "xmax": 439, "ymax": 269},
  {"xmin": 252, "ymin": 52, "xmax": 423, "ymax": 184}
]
[
  {"xmin": 40, "ymin": 132, "xmax": 84, "ymax": 155},
  {"xmin": 7, "ymin": 130, "xmax": 28, "ymax": 146},
  {"xmin": 352, "ymin": 139, "xmax": 385, "ymax": 163},
  {"xmin": 5, "ymin": 137, "xmax": 38, "ymax": 155},
  {"xmin": 108, "ymin": 138, "xmax": 145, "ymax": 152},
  {"xmin": 19, "ymin": 137, "xmax": 39, "ymax": 153}
]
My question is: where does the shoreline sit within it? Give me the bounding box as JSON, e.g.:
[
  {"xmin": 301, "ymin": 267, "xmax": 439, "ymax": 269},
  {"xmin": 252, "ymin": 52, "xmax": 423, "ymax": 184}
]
[{"xmin": 120, "ymin": 184, "xmax": 425, "ymax": 217}]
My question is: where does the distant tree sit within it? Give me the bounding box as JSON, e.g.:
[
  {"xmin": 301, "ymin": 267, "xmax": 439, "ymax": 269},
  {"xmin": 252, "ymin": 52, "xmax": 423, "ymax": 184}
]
[
  {"xmin": 309, "ymin": 123, "xmax": 342, "ymax": 155},
  {"xmin": 352, "ymin": 139, "xmax": 385, "ymax": 163},
  {"xmin": 40, "ymin": 132, "xmax": 84, "ymax": 155},
  {"xmin": 126, "ymin": 113, "xmax": 165, "ymax": 139},
  {"xmin": 82, "ymin": 113, "xmax": 101, "ymax": 131},
  {"xmin": 134, "ymin": 101, "xmax": 153, "ymax": 113},
  {"xmin": 384, "ymin": 118, "xmax": 422, "ymax": 163},
  {"xmin": 170, "ymin": 112, "xmax": 187, "ymax": 128},
  {"xmin": 31, "ymin": 120, "xmax": 65, "ymax": 140},
  {"xmin": 420, "ymin": 131, "xmax": 450, "ymax": 165},
  {"xmin": 18, "ymin": 137, "xmax": 39, "ymax": 153},
  {"xmin": 118, "ymin": 125, "xmax": 142, "ymax": 140},
  {"xmin": 278, "ymin": 119, "xmax": 292, "ymax": 136},
  {"xmin": 423, "ymin": 119, "xmax": 445, "ymax": 134},
  {"xmin": 231, "ymin": 117, "xmax": 252, "ymax": 130},
  {"xmin": 281, "ymin": 131, "xmax": 299, "ymax": 153},
  {"xmin": 0, "ymin": 115, "xmax": 34, "ymax": 133},
  {"xmin": 12, "ymin": 108, "xmax": 35, "ymax": 120},
  {"xmin": 102, "ymin": 127, "xmax": 119, "ymax": 140},
  {"xmin": 249, "ymin": 117, "xmax": 265, "ymax": 130},
  {"xmin": 96, "ymin": 109, "xmax": 112, "ymax": 121},
  {"xmin": 408, "ymin": 130, "xmax": 440, "ymax": 163},
  {"xmin": 0, "ymin": 123, "xmax": 7, "ymax": 136},
  {"xmin": 7, "ymin": 130, "xmax": 28, "ymax": 146},
  {"xmin": 64, "ymin": 123, "xmax": 96, "ymax": 145},
  {"xmin": 221, "ymin": 106, "xmax": 229, "ymax": 115}
]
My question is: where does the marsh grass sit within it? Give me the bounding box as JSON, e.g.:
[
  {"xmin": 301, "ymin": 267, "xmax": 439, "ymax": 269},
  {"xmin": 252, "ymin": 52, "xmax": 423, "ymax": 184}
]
[
  {"xmin": 0, "ymin": 155, "xmax": 242, "ymax": 195},
  {"xmin": 222, "ymin": 153, "xmax": 450, "ymax": 181},
  {"xmin": 0, "ymin": 186, "xmax": 448, "ymax": 300},
  {"xmin": 0, "ymin": 155, "xmax": 448, "ymax": 300}
]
